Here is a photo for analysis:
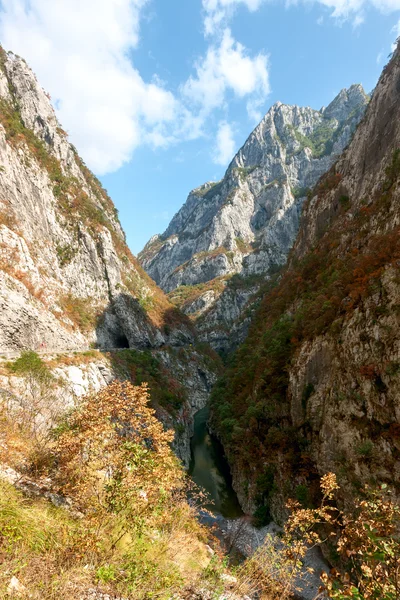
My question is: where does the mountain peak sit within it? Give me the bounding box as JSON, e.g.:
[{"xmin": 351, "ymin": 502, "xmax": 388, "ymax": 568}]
[
  {"xmin": 323, "ymin": 83, "xmax": 367, "ymax": 120},
  {"xmin": 139, "ymin": 85, "xmax": 369, "ymax": 351}
]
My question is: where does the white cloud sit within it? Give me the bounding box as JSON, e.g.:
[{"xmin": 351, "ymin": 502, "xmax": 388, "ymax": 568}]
[
  {"xmin": 183, "ymin": 28, "xmax": 270, "ymax": 121},
  {"xmin": 213, "ymin": 121, "xmax": 236, "ymax": 165},
  {"xmin": 203, "ymin": 0, "xmax": 264, "ymax": 34},
  {"xmin": 311, "ymin": 0, "xmax": 400, "ymax": 18},
  {"xmin": 203, "ymin": 0, "xmax": 400, "ymax": 32},
  {"xmin": 0, "ymin": 0, "xmax": 178, "ymax": 174},
  {"xmin": 352, "ymin": 12, "xmax": 365, "ymax": 24},
  {"xmin": 2, "ymin": 0, "xmax": 394, "ymax": 175},
  {"xmin": 376, "ymin": 49, "xmax": 384, "ymax": 63},
  {"xmin": 392, "ymin": 19, "xmax": 400, "ymax": 50}
]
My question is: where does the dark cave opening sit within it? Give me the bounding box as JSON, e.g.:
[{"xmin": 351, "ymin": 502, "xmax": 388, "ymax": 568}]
[{"xmin": 114, "ymin": 333, "xmax": 130, "ymax": 349}]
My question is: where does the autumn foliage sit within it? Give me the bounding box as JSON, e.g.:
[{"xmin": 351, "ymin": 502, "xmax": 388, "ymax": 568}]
[
  {"xmin": 56, "ymin": 381, "xmax": 183, "ymax": 527},
  {"xmin": 211, "ymin": 148, "xmax": 400, "ymax": 513},
  {"xmin": 0, "ymin": 380, "xmax": 212, "ymax": 599}
]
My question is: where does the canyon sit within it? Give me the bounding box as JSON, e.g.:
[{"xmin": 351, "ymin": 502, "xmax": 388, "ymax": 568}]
[
  {"xmin": 0, "ymin": 38, "xmax": 399, "ymax": 600},
  {"xmin": 139, "ymin": 85, "xmax": 369, "ymax": 351}
]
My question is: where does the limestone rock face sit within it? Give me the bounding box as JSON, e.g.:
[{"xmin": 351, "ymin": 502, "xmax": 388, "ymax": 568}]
[
  {"xmin": 139, "ymin": 85, "xmax": 369, "ymax": 350},
  {"xmin": 210, "ymin": 47, "xmax": 400, "ymax": 516},
  {"xmin": 0, "ymin": 48, "xmax": 225, "ymax": 475},
  {"xmin": 0, "ymin": 49, "xmax": 192, "ymax": 352}
]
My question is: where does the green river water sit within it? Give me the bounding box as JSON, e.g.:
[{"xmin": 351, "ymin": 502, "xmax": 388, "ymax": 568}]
[{"xmin": 188, "ymin": 406, "xmax": 243, "ymax": 519}]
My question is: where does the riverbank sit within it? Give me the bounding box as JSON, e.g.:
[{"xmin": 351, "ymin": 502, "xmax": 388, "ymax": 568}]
[{"xmin": 189, "ymin": 407, "xmax": 330, "ymax": 600}]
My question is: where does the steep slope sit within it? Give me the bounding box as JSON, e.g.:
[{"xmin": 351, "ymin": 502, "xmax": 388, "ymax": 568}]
[
  {"xmin": 210, "ymin": 47, "xmax": 400, "ymax": 519},
  {"xmin": 0, "ymin": 48, "xmax": 192, "ymax": 353},
  {"xmin": 0, "ymin": 48, "xmax": 224, "ymax": 470},
  {"xmin": 139, "ymin": 86, "xmax": 369, "ymax": 350}
]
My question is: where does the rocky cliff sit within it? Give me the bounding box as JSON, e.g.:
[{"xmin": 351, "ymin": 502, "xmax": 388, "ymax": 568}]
[
  {"xmin": 210, "ymin": 46, "xmax": 400, "ymax": 519},
  {"xmin": 0, "ymin": 47, "xmax": 220, "ymax": 468},
  {"xmin": 139, "ymin": 86, "xmax": 369, "ymax": 350},
  {"xmin": 0, "ymin": 48, "xmax": 195, "ymax": 353}
]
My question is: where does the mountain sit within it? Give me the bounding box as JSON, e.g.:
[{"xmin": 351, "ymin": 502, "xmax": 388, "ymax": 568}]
[
  {"xmin": 209, "ymin": 47, "xmax": 400, "ymax": 519},
  {"xmin": 139, "ymin": 86, "xmax": 369, "ymax": 351},
  {"xmin": 0, "ymin": 47, "xmax": 220, "ymax": 468},
  {"xmin": 0, "ymin": 48, "xmax": 195, "ymax": 352}
]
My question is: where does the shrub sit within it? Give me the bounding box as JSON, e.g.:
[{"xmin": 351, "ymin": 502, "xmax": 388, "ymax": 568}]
[
  {"xmin": 356, "ymin": 440, "xmax": 374, "ymax": 458},
  {"xmin": 56, "ymin": 243, "xmax": 76, "ymax": 266},
  {"xmin": 7, "ymin": 350, "xmax": 48, "ymax": 377},
  {"xmin": 0, "ymin": 381, "xmax": 212, "ymax": 599},
  {"xmin": 295, "ymin": 484, "xmax": 310, "ymax": 507},
  {"xmin": 322, "ymin": 484, "xmax": 400, "ymax": 600},
  {"xmin": 109, "ymin": 349, "xmax": 186, "ymax": 413},
  {"xmin": 55, "ymin": 380, "xmax": 186, "ymax": 538},
  {"xmin": 3, "ymin": 351, "xmax": 66, "ymax": 474},
  {"xmin": 58, "ymin": 293, "xmax": 97, "ymax": 332}
]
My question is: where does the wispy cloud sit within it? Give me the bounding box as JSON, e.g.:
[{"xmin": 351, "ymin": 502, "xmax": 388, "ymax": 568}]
[
  {"xmin": 213, "ymin": 121, "xmax": 236, "ymax": 165},
  {"xmin": 1, "ymin": 0, "xmax": 397, "ymax": 176},
  {"xmin": 182, "ymin": 28, "xmax": 270, "ymax": 120},
  {"xmin": 203, "ymin": 0, "xmax": 400, "ymax": 29},
  {"xmin": 202, "ymin": 0, "xmax": 264, "ymax": 35},
  {"xmin": 0, "ymin": 0, "xmax": 181, "ymax": 175},
  {"xmin": 0, "ymin": 0, "xmax": 272, "ymax": 173}
]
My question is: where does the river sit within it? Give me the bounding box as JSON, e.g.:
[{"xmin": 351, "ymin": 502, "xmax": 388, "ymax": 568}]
[
  {"xmin": 189, "ymin": 406, "xmax": 243, "ymax": 519},
  {"xmin": 188, "ymin": 407, "xmax": 329, "ymax": 599}
]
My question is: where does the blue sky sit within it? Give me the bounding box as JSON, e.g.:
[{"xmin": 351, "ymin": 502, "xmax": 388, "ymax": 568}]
[{"xmin": 0, "ymin": 0, "xmax": 399, "ymax": 254}]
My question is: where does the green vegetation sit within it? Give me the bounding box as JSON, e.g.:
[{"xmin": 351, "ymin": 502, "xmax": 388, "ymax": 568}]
[
  {"xmin": 253, "ymin": 467, "xmax": 276, "ymax": 526},
  {"xmin": 227, "ymin": 272, "xmax": 266, "ymax": 290},
  {"xmin": 211, "ymin": 149, "xmax": 400, "ymax": 514},
  {"xmin": 168, "ymin": 277, "xmax": 228, "ymax": 313},
  {"xmin": 356, "ymin": 440, "xmax": 374, "ymax": 458},
  {"xmin": 233, "ymin": 165, "xmax": 258, "ymax": 182},
  {"xmin": 2, "ymin": 353, "xmax": 400, "ymax": 599},
  {"xmin": 295, "ymin": 483, "xmax": 311, "ymax": 507},
  {"xmin": 383, "ymin": 147, "xmax": 400, "ymax": 191},
  {"xmin": 137, "ymin": 236, "xmax": 166, "ymax": 263},
  {"xmin": 109, "ymin": 349, "xmax": 186, "ymax": 413},
  {"xmin": 194, "ymin": 180, "xmax": 221, "ymax": 197},
  {"xmin": 56, "ymin": 243, "xmax": 76, "ymax": 266},
  {"xmin": 0, "ymin": 382, "xmax": 214, "ymax": 599},
  {"xmin": 261, "ymin": 178, "xmax": 284, "ymax": 192},
  {"xmin": 235, "ymin": 237, "xmax": 252, "ymax": 253},
  {"xmin": 7, "ymin": 350, "xmax": 51, "ymax": 379},
  {"xmin": 291, "ymin": 186, "xmax": 310, "ymax": 199},
  {"xmin": 0, "ymin": 78, "xmax": 190, "ymax": 332},
  {"xmin": 0, "ymin": 92, "xmax": 117, "ymax": 239},
  {"xmin": 58, "ymin": 294, "xmax": 97, "ymax": 332},
  {"xmin": 339, "ymin": 194, "xmax": 351, "ymax": 209},
  {"xmin": 288, "ymin": 120, "xmax": 337, "ymax": 158}
]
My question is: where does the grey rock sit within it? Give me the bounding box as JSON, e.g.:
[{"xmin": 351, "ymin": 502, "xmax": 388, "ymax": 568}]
[
  {"xmin": 0, "ymin": 49, "xmax": 192, "ymax": 352},
  {"xmin": 140, "ymin": 86, "xmax": 369, "ymax": 350}
]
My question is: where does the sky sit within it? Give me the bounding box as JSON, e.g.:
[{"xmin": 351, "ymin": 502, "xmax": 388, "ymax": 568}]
[{"xmin": 0, "ymin": 1, "xmax": 399, "ymax": 254}]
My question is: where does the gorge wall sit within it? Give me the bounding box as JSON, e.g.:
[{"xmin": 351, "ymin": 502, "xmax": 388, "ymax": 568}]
[
  {"xmin": 1, "ymin": 37, "xmax": 399, "ymax": 526},
  {"xmin": 0, "ymin": 48, "xmax": 194, "ymax": 353},
  {"xmin": 209, "ymin": 46, "xmax": 400, "ymax": 520},
  {"xmin": 0, "ymin": 47, "xmax": 220, "ymax": 469}
]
